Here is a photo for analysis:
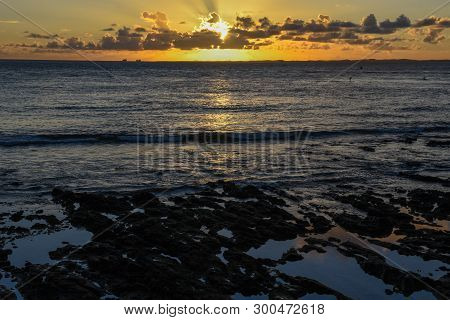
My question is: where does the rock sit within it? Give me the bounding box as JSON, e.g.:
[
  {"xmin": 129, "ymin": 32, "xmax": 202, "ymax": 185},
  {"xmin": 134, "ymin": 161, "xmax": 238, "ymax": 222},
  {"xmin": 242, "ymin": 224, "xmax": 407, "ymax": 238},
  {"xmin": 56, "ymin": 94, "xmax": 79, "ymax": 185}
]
[
  {"xmin": 427, "ymin": 140, "xmax": 450, "ymax": 147},
  {"xmin": 10, "ymin": 212, "xmax": 23, "ymax": 222},
  {"xmin": 281, "ymin": 248, "xmax": 304, "ymax": 262},
  {"xmin": 0, "ymin": 285, "xmax": 17, "ymax": 300},
  {"xmin": 359, "ymin": 146, "xmax": 376, "ymax": 152}
]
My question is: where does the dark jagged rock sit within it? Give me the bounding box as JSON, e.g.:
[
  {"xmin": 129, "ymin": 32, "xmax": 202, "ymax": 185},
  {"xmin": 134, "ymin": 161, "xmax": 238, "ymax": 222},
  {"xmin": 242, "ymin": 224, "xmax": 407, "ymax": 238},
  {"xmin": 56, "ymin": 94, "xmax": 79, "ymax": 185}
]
[
  {"xmin": 10, "ymin": 212, "xmax": 23, "ymax": 222},
  {"xmin": 0, "ymin": 285, "xmax": 17, "ymax": 300},
  {"xmin": 281, "ymin": 248, "xmax": 304, "ymax": 262},
  {"xmin": 427, "ymin": 140, "xmax": 450, "ymax": 147},
  {"xmin": 130, "ymin": 190, "xmax": 160, "ymax": 208},
  {"xmin": 52, "ymin": 188, "xmax": 131, "ymax": 214},
  {"xmin": 359, "ymin": 146, "xmax": 376, "ymax": 152},
  {"xmin": 308, "ymin": 215, "xmax": 333, "ymax": 234},
  {"xmin": 15, "ymin": 263, "xmax": 106, "ymax": 300},
  {"xmin": 335, "ymin": 213, "xmax": 394, "ymax": 238},
  {"xmin": 407, "ymin": 189, "xmax": 450, "ymax": 220}
]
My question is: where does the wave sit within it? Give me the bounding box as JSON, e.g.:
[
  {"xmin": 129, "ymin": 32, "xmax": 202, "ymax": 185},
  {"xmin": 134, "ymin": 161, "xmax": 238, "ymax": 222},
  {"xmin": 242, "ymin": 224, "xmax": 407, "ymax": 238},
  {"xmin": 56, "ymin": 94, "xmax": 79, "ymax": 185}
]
[{"xmin": 1, "ymin": 126, "xmax": 449, "ymax": 147}]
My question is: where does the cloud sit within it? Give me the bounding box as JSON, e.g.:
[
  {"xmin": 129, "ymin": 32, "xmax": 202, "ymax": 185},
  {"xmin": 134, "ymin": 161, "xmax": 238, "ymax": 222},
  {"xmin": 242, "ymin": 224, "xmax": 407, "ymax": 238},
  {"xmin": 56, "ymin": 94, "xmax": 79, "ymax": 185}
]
[
  {"xmin": 0, "ymin": 20, "xmax": 19, "ymax": 24},
  {"xmin": 235, "ymin": 16, "xmax": 256, "ymax": 30},
  {"xmin": 99, "ymin": 27, "xmax": 143, "ymax": 50},
  {"xmin": 230, "ymin": 16, "xmax": 280, "ymax": 40},
  {"xmin": 414, "ymin": 16, "xmax": 450, "ymax": 28},
  {"xmin": 134, "ymin": 27, "xmax": 147, "ymax": 33},
  {"xmin": 221, "ymin": 33, "xmax": 252, "ymax": 49},
  {"xmin": 21, "ymin": 11, "xmax": 449, "ymax": 54},
  {"xmin": 361, "ymin": 14, "xmax": 381, "ymax": 33},
  {"xmin": 379, "ymin": 14, "xmax": 411, "ymax": 29},
  {"xmin": 309, "ymin": 43, "xmax": 331, "ymax": 50},
  {"xmin": 26, "ymin": 33, "xmax": 58, "ymax": 39},
  {"xmin": 43, "ymin": 37, "xmax": 96, "ymax": 50},
  {"xmin": 143, "ymin": 29, "xmax": 179, "ymax": 50},
  {"xmin": 207, "ymin": 12, "xmax": 221, "ymax": 24},
  {"xmin": 423, "ymin": 28, "xmax": 445, "ymax": 44},
  {"xmin": 142, "ymin": 11, "xmax": 169, "ymax": 30},
  {"xmin": 366, "ymin": 40, "xmax": 411, "ymax": 51},
  {"xmin": 173, "ymin": 30, "xmax": 222, "ymax": 50}
]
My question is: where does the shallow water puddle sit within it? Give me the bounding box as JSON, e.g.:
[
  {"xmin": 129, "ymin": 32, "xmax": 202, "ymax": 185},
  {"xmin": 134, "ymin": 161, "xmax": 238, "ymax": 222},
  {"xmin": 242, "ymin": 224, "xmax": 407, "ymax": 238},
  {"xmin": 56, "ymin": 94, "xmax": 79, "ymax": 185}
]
[
  {"xmin": 0, "ymin": 271, "xmax": 23, "ymax": 299},
  {"xmin": 6, "ymin": 228, "xmax": 92, "ymax": 267},
  {"xmin": 246, "ymin": 238, "xmax": 299, "ymax": 260},
  {"xmin": 276, "ymin": 247, "xmax": 436, "ymax": 300},
  {"xmin": 371, "ymin": 244, "xmax": 449, "ymax": 280},
  {"xmin": 217, "ymin": 228, "xmax": 233, "ymax": 239},
  {"xmin": 217, "ymin": 247, "xmax": 229, "ymax": 264}
]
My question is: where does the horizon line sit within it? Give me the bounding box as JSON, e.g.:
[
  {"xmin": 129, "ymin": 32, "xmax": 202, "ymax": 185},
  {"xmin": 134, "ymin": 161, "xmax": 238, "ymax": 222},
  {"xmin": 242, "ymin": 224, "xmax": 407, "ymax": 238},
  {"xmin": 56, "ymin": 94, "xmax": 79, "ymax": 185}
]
[{"xmin": 1, "ymin": 58, "xmax": 450, "ymax": 63}]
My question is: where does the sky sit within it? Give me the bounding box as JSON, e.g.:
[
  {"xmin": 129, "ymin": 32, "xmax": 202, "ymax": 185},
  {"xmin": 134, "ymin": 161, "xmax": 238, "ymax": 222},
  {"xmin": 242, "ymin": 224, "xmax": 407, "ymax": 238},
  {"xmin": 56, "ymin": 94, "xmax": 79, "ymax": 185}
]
[{"xmin": 0, "ymin": 0, "xmax": 449, "ymax": 61}]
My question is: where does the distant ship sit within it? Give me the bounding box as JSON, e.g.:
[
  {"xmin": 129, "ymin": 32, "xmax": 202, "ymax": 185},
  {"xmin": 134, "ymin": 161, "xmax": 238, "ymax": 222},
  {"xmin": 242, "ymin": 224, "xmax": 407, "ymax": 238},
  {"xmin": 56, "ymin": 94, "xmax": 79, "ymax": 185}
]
[{"xmin": 122, "ymin": 59, "xmax": 127, "ymax": 62}]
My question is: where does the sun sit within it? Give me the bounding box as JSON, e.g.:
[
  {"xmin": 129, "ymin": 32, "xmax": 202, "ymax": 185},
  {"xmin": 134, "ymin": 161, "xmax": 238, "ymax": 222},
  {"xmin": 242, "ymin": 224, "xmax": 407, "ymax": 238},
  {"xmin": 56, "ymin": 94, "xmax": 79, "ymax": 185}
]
[{"xmin": 196, "ymin": 13, "xmax": 230, "ymax": 40}]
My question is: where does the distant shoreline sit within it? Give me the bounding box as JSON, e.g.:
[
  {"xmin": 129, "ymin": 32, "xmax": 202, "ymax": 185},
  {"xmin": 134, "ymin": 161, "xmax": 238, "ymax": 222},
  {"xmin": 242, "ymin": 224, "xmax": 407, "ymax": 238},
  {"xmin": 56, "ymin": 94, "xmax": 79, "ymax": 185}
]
[{"xmin": 0, "ymin": 58, "xmax": 449, "ymax": 63}]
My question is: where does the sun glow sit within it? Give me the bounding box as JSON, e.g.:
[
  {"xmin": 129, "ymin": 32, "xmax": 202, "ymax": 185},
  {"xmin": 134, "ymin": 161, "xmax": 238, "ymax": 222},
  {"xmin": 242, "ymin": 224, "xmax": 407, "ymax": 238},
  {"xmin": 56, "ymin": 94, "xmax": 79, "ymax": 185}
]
[{"xmin": 197, "ymin": 13, "xmax": 231, "ymax": 40}]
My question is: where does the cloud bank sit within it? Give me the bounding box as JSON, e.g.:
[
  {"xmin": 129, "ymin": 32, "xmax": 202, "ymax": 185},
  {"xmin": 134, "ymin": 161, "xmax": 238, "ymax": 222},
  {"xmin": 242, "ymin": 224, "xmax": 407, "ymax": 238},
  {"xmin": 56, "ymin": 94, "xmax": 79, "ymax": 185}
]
[{"xmin": 11, "ymin": 12, "xmax": 450, "ymax": 52}]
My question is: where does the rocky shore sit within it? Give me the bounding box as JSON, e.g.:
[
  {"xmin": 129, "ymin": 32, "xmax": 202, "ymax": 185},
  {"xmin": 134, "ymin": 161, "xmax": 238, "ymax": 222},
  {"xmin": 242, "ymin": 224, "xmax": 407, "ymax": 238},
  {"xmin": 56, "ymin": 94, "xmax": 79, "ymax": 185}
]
[{"xmin": 0, "ymin": 181, "xmax": 449, "ymax": 299}]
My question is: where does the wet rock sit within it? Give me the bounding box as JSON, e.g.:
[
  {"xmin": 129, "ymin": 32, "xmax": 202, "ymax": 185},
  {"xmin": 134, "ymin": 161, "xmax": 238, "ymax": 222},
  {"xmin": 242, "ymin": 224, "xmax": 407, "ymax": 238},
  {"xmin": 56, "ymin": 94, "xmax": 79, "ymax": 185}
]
[
  {"xmin": 335, "ymin": 213, "xmax": 394, "ymax": 238},
  {"xmin": 359, "ymin": 146, "xmax": 376, "ymax": 152},
  {"xmin": 69, "ymin": 210, "xmax": 114, "ymax": 234},
  {"xmin": 221, "ymin": 182, "xmax": 287, "ymax": 206},
  {"xmin": 31, "ymin": 223, "xmax": 47, "ymax": 230},
  {"xmin": 0, "ymin": 285, "xmax": 17, "ymax": 300},
  {"xmin": 407, "ymin": 189, "xmax": 450, "ymax": 220},
  {"xmin": 130, "ymin": 190, "xmax": 160, "ymax": 208},
  {"xmin": 16, "ymin": 263, "xmax": 106, "ymax": 299},
  {"xmin": 281, "ymin": 248, "xmax": 304, "ymax": 262},
  {"xmin": 427, "ymin": 140, "xmax": 450, "ymax": 147},
  {"xmin": 10, "ymin": 212, "xmax": 23, "ymax": 222},
  {"xmin": 309, "ymin": 215, "xmax": 333, "ymax": 234},
  {"xmin": 0, "ymin": 249, "xmax": 12, "ymax": 267},
  {"xmin": 52, "ymin": 188, "xmax": 131, "ymax": 214}
]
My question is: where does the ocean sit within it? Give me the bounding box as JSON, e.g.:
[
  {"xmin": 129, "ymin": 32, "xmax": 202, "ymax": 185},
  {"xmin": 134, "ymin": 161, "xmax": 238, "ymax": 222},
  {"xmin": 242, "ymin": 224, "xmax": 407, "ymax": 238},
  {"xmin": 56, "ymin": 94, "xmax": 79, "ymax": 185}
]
[{"xmin": 0, "ymin": 60, "xmax": 449, "ymax": 299}]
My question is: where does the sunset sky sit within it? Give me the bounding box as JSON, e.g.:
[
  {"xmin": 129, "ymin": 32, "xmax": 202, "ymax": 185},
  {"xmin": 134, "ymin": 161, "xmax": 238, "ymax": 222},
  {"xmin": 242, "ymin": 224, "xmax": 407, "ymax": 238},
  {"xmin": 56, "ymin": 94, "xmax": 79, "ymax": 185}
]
[{"xmin": 0, "ymin": 0, "xmax": 449, "ymax": 61}]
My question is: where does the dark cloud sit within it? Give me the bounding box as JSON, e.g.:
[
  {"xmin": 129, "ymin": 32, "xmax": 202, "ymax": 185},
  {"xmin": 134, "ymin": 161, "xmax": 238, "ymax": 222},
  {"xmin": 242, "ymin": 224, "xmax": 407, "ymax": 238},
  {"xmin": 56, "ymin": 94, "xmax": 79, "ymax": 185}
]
[
  {"xmin": 207, "ymin": 12, "xmax": 221, "ymax": 24},
  {"xmin": 413, "ymin": 16, "xmax": 450, "ymax": 28},
  {"xmin": 102, "ymin": 27, "xmax": 115, "ymax": 32},
  {"xmin": 423, "ymin": 28, "xmax": 445, "ymax": 44},
  {"xmin": 173, "ymin": 30, "xmax": 222, "ymax": 50},
  {"xmin": 26, "ymin": 33, "xmax": 58, "ymax": 39},
  {"xmin": 235, "ymin": 16, "xmax": 256, "ymax": 30},
  {"xmin": 135, "ymin": 27, "xmax": 147, "ymax": 33},
  {"xmin": 143, "ymin": 29, "xmax": 179, "ymax": 50},
  {"xmin": 99, "ymin": 27, "xmax": 143, "ymax": 50},
  {"xmin": 379, "ymin": 14, "xmax": 411, "ymax": 29},
  {"xmin": 361, "ymin": 14, "xmax": 381, "ymax": 33},
  {"xmin": 221, "ymin": 33, "xmax": 251, "ymax": 49},
  {"xmin": 230, "ymin": 16, "xmax": 281, "ymax": 40}
]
